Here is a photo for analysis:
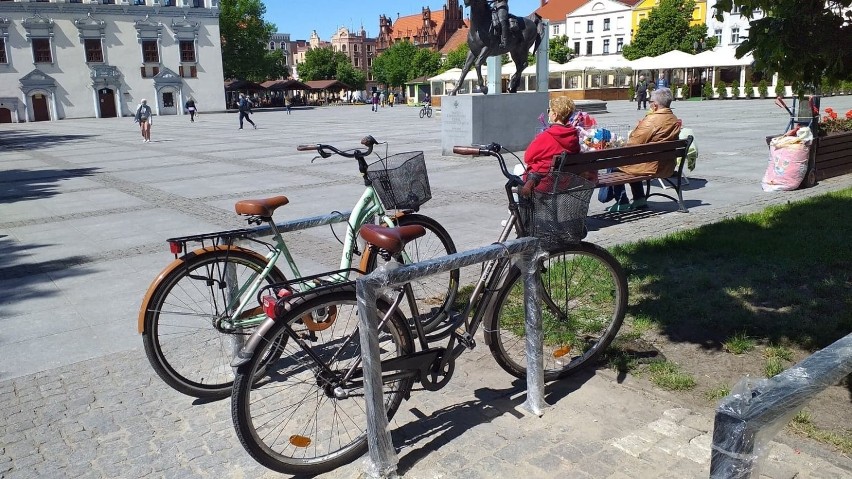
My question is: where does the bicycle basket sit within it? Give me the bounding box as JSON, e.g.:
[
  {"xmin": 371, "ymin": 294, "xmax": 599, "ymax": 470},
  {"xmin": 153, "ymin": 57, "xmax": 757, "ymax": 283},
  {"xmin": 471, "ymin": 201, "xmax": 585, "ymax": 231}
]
[
  {"xmin": 517, "ymin": 172, "xmax": 594, "ymax": 247},
  {"xmin": 366, "ymin": 152, "xmax": 431, "ymax": 211}
]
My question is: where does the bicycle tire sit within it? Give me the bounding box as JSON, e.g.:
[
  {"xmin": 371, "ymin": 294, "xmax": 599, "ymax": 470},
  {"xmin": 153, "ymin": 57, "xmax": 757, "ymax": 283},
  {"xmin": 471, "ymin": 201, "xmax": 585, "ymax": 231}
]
[
  {"xmin": 419, "ymin": 108, "xmax": 426, "ymax": 119},
  {"xmin": 364, "ymin": 213, "xmax": 459, "ymax": 332},
  {"xmin": 486, "ymin": 241, "xmax": 627, "ymax": 380},
  {"xmin": 426, "ymin": 107, "xmax": 432, "ymax": 118},
  {"xmin": 231, "ymin": 290, "xmax": 414, "ymax": 475},
  {"xmin": 142, "ymin": 249, "xmax": 287, "ymax": 398}
]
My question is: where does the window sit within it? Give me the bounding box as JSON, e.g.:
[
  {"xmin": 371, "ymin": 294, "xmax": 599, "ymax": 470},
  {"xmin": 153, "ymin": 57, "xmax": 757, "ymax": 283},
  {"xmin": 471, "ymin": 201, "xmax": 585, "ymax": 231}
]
[
  {"xmin": 180, "ymin": 41, "xmax": 195, "ymax": 62},
  {"xmin": 574, "ymin": 22, "xmax": 580, "ymax": 34},
  {"xmin": 179, "ymin": 65, "xmax": 197, "ymax": 78},
  {"xmin": 354, "ymin": 44, "xmax": 359, "ymax": 52},
  {"xmin": 0, "ymin": 39, "xmax": 6, "ymax": 64},
  {"xmin": 142, "ymin": 40, "xmax": 159, "ymax": 63},
  {"xmin": 192, "ymin": 0, "xmax": 205, "ymax": 7},
  {"xmin": 354, "ymin": 57, "xmax": 359, "ymax": 67},
  {"xmin": 342, "ymin": 44, "xmax": 346, "ymax": 52},
  {"xmin": 269, "ymin": 41, "xmax": 275, "ymax": 50},
  {"xmin": 162, "ymin": 92, "xmax": 174, "ymax": 108},
  {"xmin": 32, "ymin": 38, "xmax": 52, "ymax": 63},
  {"xmin": 162, "ymin": 0, "xmax": 176, "ymax": 6},
  {"xmin": 603, "ymin": 39, "xmax": 610, "ymax": 54},
  {"xmin": 587, "ymin": 20, "xmax": 593, "ymax": 33},
  {"xmin": 552, "ymin": 24, "xmax": 560, "ymax": 36},
  {"xmin": 85, "ymin": 39, "xmax": 103, "ymax": 62},
  {"xmin": 732, "ymin": 5, "xmax": 740, "ymax": 14},
  {"xmin": 715, "ymin": 29, "xmax": 722, "ymax": 44},
  {"xmin": 616, "ymin": 16, "xmax": 624, "ymax": 30},
  {"xmin": 586, "ymin": 40, "xmax": 592, "ymax": 55},
  {"xmin": 574, "ymin": 41, "xmax": 580, "ymax": 56},
  {"xmin": 280, "ymin": 42, "xmax": 286, "ymax": 50},
  {"xmin": 134, "ymin": 0, "xmax": 146, "ymax": 5},
  {"xmin": 616, "ymin": 38, "xmax": 623, "ymax": 52},
  {"xmin": 603, "ymin": 18, "xmax": 610, "ymax": 31},
  {"xmin": 103, "ymin": 0, "xmax": 116, "ymax": 4},
  {"xmin": 731, "ymin": 27, "xmax": 740, "ymax": 44}
]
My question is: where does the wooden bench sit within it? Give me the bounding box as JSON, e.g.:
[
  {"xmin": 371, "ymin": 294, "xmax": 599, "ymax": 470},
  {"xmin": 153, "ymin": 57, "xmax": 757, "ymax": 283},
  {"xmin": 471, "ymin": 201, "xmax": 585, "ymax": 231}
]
[{"xmin": 555, "ymin": 136, "xmax": 694, "ymax": 213}]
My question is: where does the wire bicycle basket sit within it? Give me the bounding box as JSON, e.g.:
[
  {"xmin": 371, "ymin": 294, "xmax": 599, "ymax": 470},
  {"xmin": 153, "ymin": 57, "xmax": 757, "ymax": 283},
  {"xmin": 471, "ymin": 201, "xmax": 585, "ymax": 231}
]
[
  {"xmin": 366, "ymin": 151, "xmax": 431, "ymax": 211},
  {"xmin": 517, "ymin": 172, "xmax": 594, "ymax": 248}
]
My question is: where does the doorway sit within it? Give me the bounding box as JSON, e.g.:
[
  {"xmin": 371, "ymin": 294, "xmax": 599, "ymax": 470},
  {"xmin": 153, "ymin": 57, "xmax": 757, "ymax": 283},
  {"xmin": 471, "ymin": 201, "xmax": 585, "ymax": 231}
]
[
  {"xmin": 32, "ymin": 94, "xmax": 50, "ymax": 121},
  {"xmin": 98, "ymin": 88, "xmax": 117, "ymax": 118},
  {"xmin": 0, "ymin": 108, "xmax": 11, "ymax": 123}
]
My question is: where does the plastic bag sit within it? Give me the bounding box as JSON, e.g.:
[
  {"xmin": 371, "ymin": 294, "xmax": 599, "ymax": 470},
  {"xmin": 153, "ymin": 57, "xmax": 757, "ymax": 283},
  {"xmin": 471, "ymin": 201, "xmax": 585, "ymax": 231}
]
[{"xmin": 761, "ymin": 128, "xmax": 812, "ymax": 192}]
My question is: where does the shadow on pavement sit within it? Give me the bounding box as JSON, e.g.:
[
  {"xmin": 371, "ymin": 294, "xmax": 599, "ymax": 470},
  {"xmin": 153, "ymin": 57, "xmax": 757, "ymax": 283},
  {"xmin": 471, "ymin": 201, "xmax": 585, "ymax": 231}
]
[
  {"xmin": 0, "ymin": 167, "xmax": 100, "ymax": 204},
  {"xmin": 0, "ymin": 236, "xmax": 94, "ymax": 305},
  {"xmin": 0, "ymin": 130, "xmax": 95, "ymax": 151}
]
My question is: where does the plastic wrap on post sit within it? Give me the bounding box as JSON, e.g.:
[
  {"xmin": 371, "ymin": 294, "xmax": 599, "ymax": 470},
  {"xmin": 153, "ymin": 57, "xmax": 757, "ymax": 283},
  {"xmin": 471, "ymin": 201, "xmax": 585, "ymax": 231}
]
[
  {"xmin": 244, "ymin": 210, "xmax": 352, "ymax": 238},
  {"xmin": 519, "ymin": 244, "xmax": 548, "ymax": 416},
  {"xmin": 355, "ymin": 276, "xmax": 399, "ymax": 479},
  {"xmin": 710, "ymin": 333, "xmax": 852, "ymax": 479}
]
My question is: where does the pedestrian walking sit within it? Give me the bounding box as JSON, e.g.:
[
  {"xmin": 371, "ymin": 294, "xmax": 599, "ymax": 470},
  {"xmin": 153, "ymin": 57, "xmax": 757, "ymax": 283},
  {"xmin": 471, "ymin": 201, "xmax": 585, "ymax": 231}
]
[
  {"xmin": 238, "ymin": 93, "xmax": 256, "ymax": 129},
  {"xmin": 284, "ymin": 94, "xmax": 292, "ymax": 115},
  {"xmin": 185, "ymin": 98, "xmax": 197, "ymax": 122},
  {"xmin": 134, "ymin": 98, "xmax": 153, "ymax": 143},
  {"xmin": 371, "ymin": 91, "xmax": 379, "ymax": 112},
  {"xmin": 636, "ymin": 75, "xmax": 649, "ymax": 110},
  {"xmin": 388, "ymin": 91, "xmax": 395, "ymax": 107},
  {"xmin": 379, "ymin": 91, "xmax": 386, "ymax": 108}
]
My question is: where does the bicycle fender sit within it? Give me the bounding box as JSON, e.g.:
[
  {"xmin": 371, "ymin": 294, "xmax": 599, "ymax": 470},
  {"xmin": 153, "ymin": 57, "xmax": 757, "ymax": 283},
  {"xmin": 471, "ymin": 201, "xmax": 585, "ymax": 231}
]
[
  {"xmin": 137, "ymin": 245, "xmax": 271, "ymax": 334},
  {"xmin": 231, "ymin": 316, "xmax": 277, "ymax": 368}
]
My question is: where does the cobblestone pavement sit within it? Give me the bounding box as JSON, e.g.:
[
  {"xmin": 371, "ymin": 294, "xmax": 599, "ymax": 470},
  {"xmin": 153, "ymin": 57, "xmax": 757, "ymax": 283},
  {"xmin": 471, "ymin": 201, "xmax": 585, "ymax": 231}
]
[{"xmin": 2, "ymin": 98, "xmax": 852, "ymax": 478}]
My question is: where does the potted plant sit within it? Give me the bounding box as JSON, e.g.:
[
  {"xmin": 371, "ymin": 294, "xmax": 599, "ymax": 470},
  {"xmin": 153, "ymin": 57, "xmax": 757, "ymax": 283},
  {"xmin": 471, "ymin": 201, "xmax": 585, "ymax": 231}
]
[
  {"xmin": 775, "ymin": 80, "xmax": 786, "ymax": 98},
  {"xmin": 681, "ymin": 83, "xmax": 690, "ymax": 100},
  {"xmin": 758, "ymin": 79, "xmax": 769, "ymax": 98},
  {"xmin": 744, "ymin": 79, "xmax": 754, "ymax": 99},
  {"xmin": 731, "ymin": 80, "xmax": 741, "ymax": 99},
  {"xmin": 814, "ymin": 107, "xmax": 852, "ymax": 180},
  {"xmin": 716, "ymin": 81, "xmax": 727, "ymax": 99},
  {"xmin": 627, "ymin": 84, "xmax": 635, "ymax": 102},
  {"xmin": 703, "ymin": 81, "xmax": 715, "ymax": 99}
]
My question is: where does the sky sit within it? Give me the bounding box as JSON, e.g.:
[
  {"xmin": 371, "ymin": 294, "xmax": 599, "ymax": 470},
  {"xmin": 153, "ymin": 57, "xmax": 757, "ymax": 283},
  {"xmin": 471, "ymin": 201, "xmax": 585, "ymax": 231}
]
[{"xmin": 263, "ymin": 0, "xmax": 544, "ymax": 41}]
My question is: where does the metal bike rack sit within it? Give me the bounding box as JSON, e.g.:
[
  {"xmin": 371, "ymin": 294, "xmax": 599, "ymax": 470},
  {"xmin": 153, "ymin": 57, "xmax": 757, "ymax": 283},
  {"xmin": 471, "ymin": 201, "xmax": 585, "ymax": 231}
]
[
  {"xmin": 710, "ymin": 332, "xmax": 852, "ymax": 478},
  {"xmin": 355, "ymin": 237, "xmax": 547, "ymax": 478}
]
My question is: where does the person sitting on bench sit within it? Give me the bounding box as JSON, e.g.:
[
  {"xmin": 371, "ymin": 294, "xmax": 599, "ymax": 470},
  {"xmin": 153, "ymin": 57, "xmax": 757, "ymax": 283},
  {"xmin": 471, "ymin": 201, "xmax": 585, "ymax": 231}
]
[{"xmin": 607, "ymin": 87, "xmax": 681, "ymax": 212}]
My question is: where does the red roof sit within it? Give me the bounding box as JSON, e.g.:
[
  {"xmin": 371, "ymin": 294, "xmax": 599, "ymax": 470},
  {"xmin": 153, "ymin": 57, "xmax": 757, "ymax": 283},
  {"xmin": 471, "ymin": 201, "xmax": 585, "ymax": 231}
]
[
  {"xmin": 440, "ymin": 25, "xmax": 469, "ymax": 54},
  {"xmin": 387, "ymin": 10, "xmax": 446, "ymax": 42},
  {"xmin": 535, "ymin": 0, "xmax": 588, "ymax": 22}
]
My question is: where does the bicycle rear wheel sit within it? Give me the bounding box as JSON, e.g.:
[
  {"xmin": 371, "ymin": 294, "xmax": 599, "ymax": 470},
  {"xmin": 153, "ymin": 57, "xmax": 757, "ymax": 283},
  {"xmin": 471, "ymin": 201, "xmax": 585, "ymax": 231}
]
[
  {"xmin": 364, "ymin": 213, "xmax": 459, "ymax": 332},
  {"xmin": 426, "ymin": 107, "xmax": 433, "ymax": 118},
  {"xmin": 142, "ymin": 248, "xmax": 286, "ymax": 398},
  {"xmin": 419, "ymin": 108, "xmax": 426, "ymax": 118},
  {"xmin": 486, "ymin": 242, "xmax": 627, "ymax": 380},
  {"xmin": 231, "ymin": 291, "xmax": 414, "ymax": 475}
]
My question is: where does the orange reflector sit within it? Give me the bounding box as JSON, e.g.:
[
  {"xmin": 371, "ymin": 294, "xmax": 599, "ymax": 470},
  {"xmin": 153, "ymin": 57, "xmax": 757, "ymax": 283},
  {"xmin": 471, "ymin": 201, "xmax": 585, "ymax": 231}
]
[
  {"xmin": 552, "ymin": 345, "xmax": 572, "ymax": 358},
  {"xmin": 289, "ymin": 435, "xmax": 311, "ymax": 448}
]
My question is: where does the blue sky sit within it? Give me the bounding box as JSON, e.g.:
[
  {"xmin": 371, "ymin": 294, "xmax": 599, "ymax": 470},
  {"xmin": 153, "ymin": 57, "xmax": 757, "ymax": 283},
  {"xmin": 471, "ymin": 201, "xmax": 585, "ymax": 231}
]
[{"xmin": 262, "ymin": 0, "xmax": 543, "ymax": 41}]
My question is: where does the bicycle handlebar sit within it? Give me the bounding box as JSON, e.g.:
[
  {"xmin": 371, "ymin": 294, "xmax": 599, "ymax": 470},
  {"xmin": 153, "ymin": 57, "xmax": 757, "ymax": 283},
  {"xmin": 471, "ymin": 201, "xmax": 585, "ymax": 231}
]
[
  {"xmin": 296, "ymin": 135, "xmax": 379, "ymax": 159},
  {"xmin": 452, "ymin": 142, "xmax": 524, "ymax": 189}
]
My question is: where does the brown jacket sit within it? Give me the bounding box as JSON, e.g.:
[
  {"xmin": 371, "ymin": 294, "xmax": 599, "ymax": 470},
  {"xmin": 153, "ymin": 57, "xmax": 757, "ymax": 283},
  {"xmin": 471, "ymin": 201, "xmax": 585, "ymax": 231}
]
[{"xmin": 620, "ymin": 107, "xmax": 681, "ymax": 176}]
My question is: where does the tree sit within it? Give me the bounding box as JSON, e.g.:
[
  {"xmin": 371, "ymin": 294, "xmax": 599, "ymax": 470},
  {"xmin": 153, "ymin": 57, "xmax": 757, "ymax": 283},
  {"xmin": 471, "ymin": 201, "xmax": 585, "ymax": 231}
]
[
  {"xmin": 410, "ymin": 48, "xmax": 443, "ymax": 80},
  {"xmin": 549, "ymin": 35, "xmax": 573, "ymax": 63},
  {"xmin": 441, "ymin": 43, "xmax": 469, "ymax": 71},
  {"xmin": 219, "ymin": 0, "xmax": 278, "ymax": 81},
  {"xmin": 335, "ymin": 61, "xmax": 366, "ymax": 90},
  {"xmin": 622, "ymin": 0, "xmax": 716, "ymax": 60},
  {"xmin": 297, "ymin": 47, "xmax": 348, "ymax": 81},
  {"xmin": 372, "ymin": 41, "xmax": 419, "ymax": 88},
  {"xmin": 713, "ymin": 0, "xmax": 852, "ymax": 88}
]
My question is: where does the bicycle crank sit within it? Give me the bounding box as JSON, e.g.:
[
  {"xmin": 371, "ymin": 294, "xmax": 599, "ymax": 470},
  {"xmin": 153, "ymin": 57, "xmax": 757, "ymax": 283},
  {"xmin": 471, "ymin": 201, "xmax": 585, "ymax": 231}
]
[{"xmin": 420, "ymin": 354, "xmax": 454, "ymax": 391}]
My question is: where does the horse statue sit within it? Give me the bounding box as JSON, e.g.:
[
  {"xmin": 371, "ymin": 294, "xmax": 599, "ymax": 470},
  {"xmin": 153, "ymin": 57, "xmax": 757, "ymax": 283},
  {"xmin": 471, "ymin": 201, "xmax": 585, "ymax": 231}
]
[{"xmin": 449, "ymin": 0, "xmax": 545, "ymax": 95}]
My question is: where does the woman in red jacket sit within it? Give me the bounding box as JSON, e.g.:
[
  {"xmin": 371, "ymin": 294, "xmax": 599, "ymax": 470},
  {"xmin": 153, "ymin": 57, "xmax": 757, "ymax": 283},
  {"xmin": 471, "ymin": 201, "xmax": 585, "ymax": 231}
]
[{"xmin": 523, "ymin": 96, "xmax": 580, "ymax": 178}]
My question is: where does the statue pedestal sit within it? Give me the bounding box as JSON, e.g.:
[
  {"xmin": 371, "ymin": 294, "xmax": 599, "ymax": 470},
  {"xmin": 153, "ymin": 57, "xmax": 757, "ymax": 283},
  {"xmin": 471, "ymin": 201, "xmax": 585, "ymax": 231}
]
[{"xmin": 441, "ymin": 93, "xmax": 549, "ymax": 155}]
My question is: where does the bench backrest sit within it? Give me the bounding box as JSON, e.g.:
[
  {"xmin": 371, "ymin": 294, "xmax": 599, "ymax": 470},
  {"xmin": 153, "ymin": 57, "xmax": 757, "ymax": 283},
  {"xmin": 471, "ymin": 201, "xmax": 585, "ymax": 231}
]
[{"xmin": 555, "ymin": 136, "xmax": 693, "ymax": 175}]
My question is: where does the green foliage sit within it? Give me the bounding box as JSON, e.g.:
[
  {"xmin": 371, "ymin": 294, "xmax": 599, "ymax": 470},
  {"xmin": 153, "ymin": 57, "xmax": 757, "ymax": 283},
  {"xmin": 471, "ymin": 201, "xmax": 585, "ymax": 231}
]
[
  {"xmin": 681, "ymin": 83, "xmax": 690, "ymax": 100},
  {"xmin": 372, "ymin": 41, "xmax": 419, "ymax": 88},
  {"xmin": 441, "ymin": 43, "xmax": 469, "ymax": 71},
  {"xmin": 703, "ymin": 81, "xmax": 714, "ymax": 99},
  {"xmin": 627, "ymin": 84, "xmax": 635, "ymax": 101},
  {"xmin": 731, "ymin": 80, "xmax": 740, "ymax": 99},
  {"xmin": 264, "ymin": 49, "xmax": 290, "ymax": 80},
  {"xmin": 622, "ymin": 0, "xmax": 716, "ymax": 60},
  {"xmin": 744, "ymin": 79, "xmax": 754, "ymax": 98},
  {"xmin": 775, "ymin": 79, "xmax": 786, "ymax": 98},
  {"xmin": 713, "ymin": 0, "xmax": 852, "ymax": 88},
  {"xmin": 716, "ymin": 81, "xmax": 727, "ymax": 99},
  {"xmin": 549, "ymin": 35, "xmax": 573, "ymax": 63},
  {"xmin": 647, "ymin": 361, "xmax": 697, "ymax": 390},
  {"xmin": 334, "ymin": 61, "xmax": 366, "ymax": 90},
  {"xmin": 723, "ymin": 331, "xmax": 755, "ymax": 354},
  {"xmin": 758, "ymin": 79, "xmax": 769, "ymax": 98},
  {"xmin": 410, "ymin": 48, "xmax": 443, "ymax": 81},
  {"xmin": 297, "ymin": 47, "xmax": 348, "ymax": 81},
  {"xmin": 219, "ymin": 0, "xmax": 279, "ymax": 81}
]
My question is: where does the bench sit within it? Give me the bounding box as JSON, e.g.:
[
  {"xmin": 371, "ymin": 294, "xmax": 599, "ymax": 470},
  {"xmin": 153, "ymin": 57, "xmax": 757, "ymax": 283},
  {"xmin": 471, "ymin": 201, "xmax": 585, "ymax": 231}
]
[{"xmin": 555, "ymin": 136, "xmax": 694, "ymax": 213}]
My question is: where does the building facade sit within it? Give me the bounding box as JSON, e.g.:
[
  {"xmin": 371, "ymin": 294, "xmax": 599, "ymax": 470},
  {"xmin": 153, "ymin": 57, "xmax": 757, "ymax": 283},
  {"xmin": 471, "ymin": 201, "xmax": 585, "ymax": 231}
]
[
  {"xmin": 567, "ymin": 0, "xmax": 637, "ymax": 56},
  {"xmin": 0, "ymin": 0, "xmax": 223, "ymax": 123},
  {"xmin": 632, "ymin": 0, "xmax": 707, "ymax": 38},
  {"xmin": 267, "ymin": 31, "xmax": 292, "ymax": 79},
  {"xmin": 330, "ymin": 26, "xmax": 376, "ymax": 82},
  {"xmin": 376, "ymin": 0, "xmax": 465, "ymax": 53}
]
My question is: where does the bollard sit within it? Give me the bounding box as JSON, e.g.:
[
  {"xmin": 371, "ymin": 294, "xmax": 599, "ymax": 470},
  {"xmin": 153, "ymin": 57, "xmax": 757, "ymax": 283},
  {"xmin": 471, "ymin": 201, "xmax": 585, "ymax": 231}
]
[{"xmin": 520, "ymin": 246, "xmax": 548, "ymax": 416}]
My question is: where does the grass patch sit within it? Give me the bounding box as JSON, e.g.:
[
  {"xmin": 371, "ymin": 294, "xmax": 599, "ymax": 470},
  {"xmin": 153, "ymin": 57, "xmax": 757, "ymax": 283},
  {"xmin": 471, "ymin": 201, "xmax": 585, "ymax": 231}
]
[
  {"xmin": 764, "ymin": 344, "xmax": 794, "ymax": 362},
  {"xmin": 763, "ymin": 344, "xmax": 794, "ymax": 378},
  {"xmin": 788, "ymin": 410, "xmax": 852, "ymax": 455},
  {"xmin": 764, "ymin": 357, "xmax": 785, "ymax": 378},
  {"xmin": 647, "ymin": 361, "xmax": 697, "ymax": 391},
  {"xmin": 705, "ymin": 384, "xmax": 731, "ymax": 402},
  {"xmin": 724, "ymin": 332, "xmax": 756, "ymax": 355},
  {"xmin": 451, "ymin": 284, "xmax": 475, "ymax": 312}
]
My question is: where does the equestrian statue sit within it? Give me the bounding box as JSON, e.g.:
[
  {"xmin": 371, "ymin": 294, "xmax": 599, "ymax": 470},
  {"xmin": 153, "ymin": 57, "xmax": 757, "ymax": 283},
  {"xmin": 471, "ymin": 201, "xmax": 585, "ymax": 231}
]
[{"xmin": 450, "ymin": 0, "xmax": 544, "ymax": 95}]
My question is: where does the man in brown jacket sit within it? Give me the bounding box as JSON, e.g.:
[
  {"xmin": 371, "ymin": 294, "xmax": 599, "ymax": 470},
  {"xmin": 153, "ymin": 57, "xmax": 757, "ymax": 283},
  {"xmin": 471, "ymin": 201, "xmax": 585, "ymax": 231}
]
[{"xmin": 607, "ymin": 87, "xmax": 681, "ymax": 212}]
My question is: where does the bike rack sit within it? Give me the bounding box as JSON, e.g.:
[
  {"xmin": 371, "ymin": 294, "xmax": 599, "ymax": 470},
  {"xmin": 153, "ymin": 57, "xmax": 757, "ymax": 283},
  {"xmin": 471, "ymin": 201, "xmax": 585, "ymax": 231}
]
[
  {"xmin": 710, "ymin": 332, "xmax": 852, "ymax": 478},
  {"xmin": 355, "ymin": 237, "xmax": 547, "ymax": 478}
]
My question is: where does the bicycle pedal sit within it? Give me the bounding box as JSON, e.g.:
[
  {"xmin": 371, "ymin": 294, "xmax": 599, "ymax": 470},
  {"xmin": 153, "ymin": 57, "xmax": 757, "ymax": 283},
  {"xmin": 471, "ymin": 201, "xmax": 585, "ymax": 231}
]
[{"xmin": 453, "ymin": 329, "xmax": 476, "ymax": 350}]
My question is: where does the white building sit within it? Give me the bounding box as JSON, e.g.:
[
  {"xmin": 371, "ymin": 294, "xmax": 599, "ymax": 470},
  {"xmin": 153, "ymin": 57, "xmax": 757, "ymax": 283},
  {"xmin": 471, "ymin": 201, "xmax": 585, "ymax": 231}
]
[
  {"xmin": 268, "ymin": 32, "xmax": 292, "ymax": 79},
  {"xmin": 567, "ymin": 0, "xmax": 636, "ymax": 57},
  {"xmin": 705, "ymin": 3, "xmax": 764, "ymax": 49},
  {"xmin": 0, "ymin": 0, "xmax": 224, "ymax": 123}
]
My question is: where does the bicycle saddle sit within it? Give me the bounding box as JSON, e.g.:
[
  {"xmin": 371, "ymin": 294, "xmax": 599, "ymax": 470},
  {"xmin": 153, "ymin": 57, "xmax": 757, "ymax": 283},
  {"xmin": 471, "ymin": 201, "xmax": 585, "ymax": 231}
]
[
  {"xmin": 359, "ymin": 224, "xmax": 426, "ymax": 255},
  {"xmin": 234, "ymin": 196, "xmax": 289, "ymax": 217}
]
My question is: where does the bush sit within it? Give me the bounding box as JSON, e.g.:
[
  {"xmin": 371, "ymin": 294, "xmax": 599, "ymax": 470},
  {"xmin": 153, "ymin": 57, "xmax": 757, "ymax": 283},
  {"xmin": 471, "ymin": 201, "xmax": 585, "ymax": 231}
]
[
  {"xmin": 744, "ymin": 79, "xmax": 754, "ymax": 99},
  {"xmin": 758, "ymin": 79, "xmax": 769, "ymax": 98},
  {"xmin": 681, "ymin": 83, "xmax": 690, "ymax": 100},
  {"xmin": 775, "ymin": 80, "xmax": 786, "ymax": 98},
  {"xmin": 717, "ymin": 81, "xmax": 727, "ymax": 99},
  {"xmin": 627, "ymin": 84, "xmax": 635, "ymax": 101},
  {"xmin": 703, "ymin": 81, "xmax": 715, "ymax": 99},
  {"xmin": 731, "ymin": 80, "xmax": 741, "ymax": 99}
]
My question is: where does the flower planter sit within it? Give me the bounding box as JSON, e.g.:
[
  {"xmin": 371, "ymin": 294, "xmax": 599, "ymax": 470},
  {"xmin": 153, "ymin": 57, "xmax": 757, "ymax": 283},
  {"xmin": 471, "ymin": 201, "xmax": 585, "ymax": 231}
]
[{"xmin": 814, "ymin": 131, "xmax": 852, "ymax": 180}]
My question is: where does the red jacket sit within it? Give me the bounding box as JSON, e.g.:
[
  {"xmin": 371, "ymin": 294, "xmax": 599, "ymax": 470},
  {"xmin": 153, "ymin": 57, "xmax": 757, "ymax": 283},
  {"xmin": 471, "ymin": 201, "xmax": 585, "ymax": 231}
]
[{"xmin": 523, "ymin": 123, "xmax": 581, "ymax": 175}]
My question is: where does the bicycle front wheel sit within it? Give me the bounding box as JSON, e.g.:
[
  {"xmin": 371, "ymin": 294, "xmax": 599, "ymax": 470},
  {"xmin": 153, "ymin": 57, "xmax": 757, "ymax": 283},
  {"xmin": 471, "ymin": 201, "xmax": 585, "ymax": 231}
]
[
  {"xmin": 426, "ymin": 107, "xmax": 433, "ymax": 118},
  {"xmin": 365, "ymin": 213, "xmax": 459, "ymax": 332},
  {"xmin": 486, "ymin": 242, "xmax": 627, "ymax": 380},
  {"xmin": 419, "ymin": 108, "xmax": 426, "ymax": 118},
  {"xmin": 142, "ymin": 248, "xmax": 286, "ymax": 398},
  {"xmin": 231, "ymin": 291, "xmax": 414, "ymax": 475}
]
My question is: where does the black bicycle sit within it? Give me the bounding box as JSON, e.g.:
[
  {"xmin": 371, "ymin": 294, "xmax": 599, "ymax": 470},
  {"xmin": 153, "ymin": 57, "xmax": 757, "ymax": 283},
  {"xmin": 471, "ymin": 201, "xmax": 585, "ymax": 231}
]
[
  {"xmin": 230, "ymin": 143, "xmax": 627, "ymax": 475},
  {"xmin": 419, "ymin": 103, "xmax": 433, "ymax": 118}
]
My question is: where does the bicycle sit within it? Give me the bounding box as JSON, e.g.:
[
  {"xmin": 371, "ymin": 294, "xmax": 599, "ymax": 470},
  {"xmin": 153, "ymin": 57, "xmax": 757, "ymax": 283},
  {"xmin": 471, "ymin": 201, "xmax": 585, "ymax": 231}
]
[
  {"xmin": 419, "ymin": 103, "xmax": 433, "ymax": 118},
  {"xmin": 139, "ymin": 135, "xmax": 459, "ymax": 399},
  {"xmin": 230, "ymin": 142, "xmax": 628, "ymax": 475}
]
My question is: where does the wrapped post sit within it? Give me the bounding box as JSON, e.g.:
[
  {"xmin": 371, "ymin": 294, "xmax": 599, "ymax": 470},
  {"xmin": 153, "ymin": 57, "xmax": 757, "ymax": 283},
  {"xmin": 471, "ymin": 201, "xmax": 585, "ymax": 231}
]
[{"xmin": 520, "ymin": 246, "xmax": 548, "ymax": 416}]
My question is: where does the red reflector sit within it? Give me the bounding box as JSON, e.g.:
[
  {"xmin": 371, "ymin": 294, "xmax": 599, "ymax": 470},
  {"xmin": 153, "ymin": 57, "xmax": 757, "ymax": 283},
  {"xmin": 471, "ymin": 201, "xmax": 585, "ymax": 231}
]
[
  {"xmin": 168, "ymin": 241, "xmax": 182, "ymax": 254},
  {"xmin": 277, "ymin": 288, "xmax": 293, "ymax": 298},
  {"xmin": 262, "ymin": 295, "xmax": 277, "ymax": 319}
]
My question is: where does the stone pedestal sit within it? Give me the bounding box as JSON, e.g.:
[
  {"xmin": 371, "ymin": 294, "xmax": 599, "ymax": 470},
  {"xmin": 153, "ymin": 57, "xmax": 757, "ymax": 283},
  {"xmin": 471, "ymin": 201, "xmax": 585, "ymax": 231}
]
[{"xmin": 441, "ymin": 92, "xmax": 549, "ymax": 155}]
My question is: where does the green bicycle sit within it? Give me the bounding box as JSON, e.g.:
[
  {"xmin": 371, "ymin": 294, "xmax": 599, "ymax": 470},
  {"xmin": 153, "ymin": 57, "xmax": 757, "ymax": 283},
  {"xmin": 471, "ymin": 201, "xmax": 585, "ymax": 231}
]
[{"xmin": 139, "ymin": 135, "xmax": 458, "ymax": 399}]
